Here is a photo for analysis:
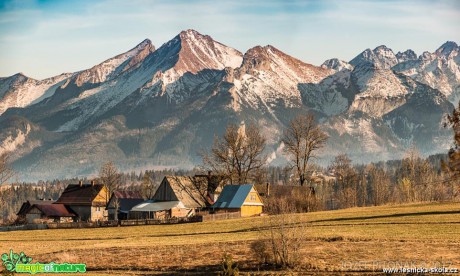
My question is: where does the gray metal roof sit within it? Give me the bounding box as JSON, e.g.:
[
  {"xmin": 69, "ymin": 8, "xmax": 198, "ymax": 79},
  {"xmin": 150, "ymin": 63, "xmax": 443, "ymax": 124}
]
[
  {"xmin": 213, "ymin": 184, "xmax": 259, "ymax": 209},
  {"xmin": 131, "ymin": 200, "xmax": 181, "ymax": 212}
]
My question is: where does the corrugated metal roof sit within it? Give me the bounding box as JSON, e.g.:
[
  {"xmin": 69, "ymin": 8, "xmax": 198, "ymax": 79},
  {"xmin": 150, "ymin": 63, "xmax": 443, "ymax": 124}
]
[
  {"xmin": 131, "ymin": 200, "xmax": 181, "ymax": 212},
  {"xmin": 56, "ymin": 184, "xmax": 106, "ymax": 206},
  {"xmin": 106, "ymin": 191, "xmax": 144, "ymax": 211},
  {"xmin": 213, "ymin": 184, "xmax": 256, "ymax": 209}
]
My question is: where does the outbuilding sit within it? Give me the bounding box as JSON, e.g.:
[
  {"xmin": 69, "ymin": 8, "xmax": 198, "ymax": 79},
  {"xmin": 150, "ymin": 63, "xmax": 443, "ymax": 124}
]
[
  {"xmin": 212, "ymin": 184, "xmax": 263, "ymax": 217},
  {"xmin": 24, "ymin": 204, "xmax": 76, "ymax": 224}
]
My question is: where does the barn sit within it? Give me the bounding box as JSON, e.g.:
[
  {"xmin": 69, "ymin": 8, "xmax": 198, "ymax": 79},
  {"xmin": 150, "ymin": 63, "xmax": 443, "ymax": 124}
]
[
  {"xmin": 212, "ymin": 184, "xmax": 264, "ymax": 217},
  {"xmin": 106, "ymin": 191, "xmax": 144, "ymax": 220},
  {"xmin": 130, "ymin": 176, "xmax": 215, "ymax": 219}
]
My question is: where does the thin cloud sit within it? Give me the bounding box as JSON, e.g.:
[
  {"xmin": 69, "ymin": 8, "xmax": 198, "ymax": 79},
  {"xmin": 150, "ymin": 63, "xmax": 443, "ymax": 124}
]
[{"xmin": 0, "ymin": 0, "xmax": 459, "ymax": 79}]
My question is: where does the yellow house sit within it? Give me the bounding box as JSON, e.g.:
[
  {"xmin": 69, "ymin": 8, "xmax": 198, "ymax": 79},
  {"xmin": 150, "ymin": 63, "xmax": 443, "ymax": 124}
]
[{"xmin": 212, "ymin": 184, "xmax": 263, "ymax": 217}]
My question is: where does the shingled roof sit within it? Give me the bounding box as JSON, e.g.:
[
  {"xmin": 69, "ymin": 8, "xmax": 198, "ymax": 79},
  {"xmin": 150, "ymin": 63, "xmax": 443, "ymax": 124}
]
[
  {"xmin": 17, "ymin": 200, "xmax": 54, "ymax": 216},
  {"xmin": 55, "ymin": 184, "xmax": 106, "ymax": 206},
  {"xmin": 153, "ymin": 176, "xmax": 210, "ymax": 208},
  {"xmin": 31, "ymin": 204, "xmax": 76, "ymax": 217}
]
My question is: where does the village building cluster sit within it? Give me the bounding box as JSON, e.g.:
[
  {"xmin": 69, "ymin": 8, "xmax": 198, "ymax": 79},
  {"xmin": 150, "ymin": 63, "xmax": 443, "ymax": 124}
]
[{"xmin": 16, "ymin": 175, "xmax": 265, "ymax": 224}]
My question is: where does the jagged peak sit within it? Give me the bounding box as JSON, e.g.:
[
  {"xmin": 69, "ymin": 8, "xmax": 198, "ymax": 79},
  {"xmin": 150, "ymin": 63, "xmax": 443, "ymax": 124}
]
[
  {"xmin": 396, "ymin": 49, "xmax": 418, "ymax": 62},
  {"xmin": 350, "ymin": 45, "xmax": 397, "ymax": 69},
  {"xmin": 178, "ymin": 29, "xmax": 214, "ymax": 45},
  {"xmin": 435, "ymin": 41, "xmax": 458, "ymax": 57},
  {"xmin": 373, "ymin": 45, "xmax": 396, "ymax": 57},
  {"xmin": 321, "ymin": 58, "xmax": 353, "ymax": 71},
  {"xmin": 240, "ymin": 44, "xmax": 329, "ymax": 80},
  {"xmin": 134, "ymin": 38, "xmax": 154, "ymax": 50},
  {"xmin": 10, "ymin": 72, "xmax": 31, "ymax": 82},
  {"xmin": 155, "ymin": 29, "xmax": 242, "ymax": 74}
]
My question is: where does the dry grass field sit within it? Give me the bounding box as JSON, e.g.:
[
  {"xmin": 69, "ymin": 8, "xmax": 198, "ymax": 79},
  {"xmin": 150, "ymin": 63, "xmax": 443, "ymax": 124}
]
[{"xmin": 1, "ymin": 202, "xmax": 459, "ymax": 275}]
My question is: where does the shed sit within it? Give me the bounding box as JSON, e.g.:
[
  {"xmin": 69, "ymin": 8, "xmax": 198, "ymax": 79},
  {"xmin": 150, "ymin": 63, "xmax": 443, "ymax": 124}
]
[
  {"xmin": 213, "ymin": 184, "xmax": 263, "ymax": 217},
  {"xmin": 106, "ymin": 191, "xmax": 144, "ymax": 220},
  {"xmin": 17, "ymin": 200, "xmax": 55, "ymax": 220},
  {"xmin": 24, "ymin": 204, "xmax": 76, "ymax": 224}
]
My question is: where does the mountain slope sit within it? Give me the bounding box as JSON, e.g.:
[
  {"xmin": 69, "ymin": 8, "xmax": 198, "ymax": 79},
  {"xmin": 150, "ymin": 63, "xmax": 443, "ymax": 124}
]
[{"xmin": 0, "ymin": 31, "xmax": 457, "ymax": 181}]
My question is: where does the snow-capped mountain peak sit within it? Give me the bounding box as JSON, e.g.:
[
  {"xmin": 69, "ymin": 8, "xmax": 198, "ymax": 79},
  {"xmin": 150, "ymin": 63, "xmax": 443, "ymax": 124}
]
[
  {"xmin": 350, "ymin": 45, "xmax": 398, "ymax": 69},
  {"xmin": 321, "ymin": 58, "xmax": 353, "ymax": 72},
  {"xmin": 73, "ymin": 38, "xmax": 155, "ymax": 86},
  {"xmin": 435, "ymin": 41, "xmax": 459, "ymax": 58},
  {"xmin": 396, "ymin": 49, "xmax": 418, "ymax": 63},
  {"xmin": 0, "ymin": 35, "xmax": 458, "ymax": 181},
  {"xmin": 172, "ymin": 29, "xmax": 243, "ymax": 74}
]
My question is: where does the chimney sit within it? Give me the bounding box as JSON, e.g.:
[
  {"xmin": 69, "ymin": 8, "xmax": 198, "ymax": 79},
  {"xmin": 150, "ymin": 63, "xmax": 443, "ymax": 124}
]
[
  {"xmin": 79, "ymin": 181, "xmax": 83, "ymax": 187},
  {"xmin": 91, "ymin": 180, "xmax": 95, "ymax": 186}
]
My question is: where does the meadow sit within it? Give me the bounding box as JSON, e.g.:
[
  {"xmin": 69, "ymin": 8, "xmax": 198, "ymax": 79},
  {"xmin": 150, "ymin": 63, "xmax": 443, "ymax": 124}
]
[{"xmin": 1, "ymin": 202, "xmax": 459, "ymax": 275}]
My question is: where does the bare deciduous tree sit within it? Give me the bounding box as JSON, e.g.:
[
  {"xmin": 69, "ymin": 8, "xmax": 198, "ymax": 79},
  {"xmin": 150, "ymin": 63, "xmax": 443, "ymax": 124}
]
[
  {"xmin": 141, "ymin": 171, "xmax": 158, "ymax": 200},
  {"xmin": 202, "ymin": 122, "xmax": 266, "ymax": 184},
  {"xmin": 0, "ymin": 154, "xmax": 14, "ymax": 223},
  {"xmin": 0, "ymin": 153, "xmax": 14, "ymax": 186},
  {"xmin": 282, "ymin": 113, "xmax": 328, "ymax": 186},
  {"xmin": 442, "ymin": 101, "xmax": 460, "ymax": 181},
  {"xmin": 367, "ymin": 164, "xmax": 390, "ymax": 206},
  {"xmin": 98, "ymin": 162, "xmax": 122, "ymax": 221},
  {"xmin": 330, "ymin": 154, "xmax": 357, "ymax": 208}
]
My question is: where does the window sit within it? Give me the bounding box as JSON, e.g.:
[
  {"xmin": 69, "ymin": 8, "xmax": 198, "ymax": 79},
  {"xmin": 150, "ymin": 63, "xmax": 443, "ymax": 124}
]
[{"xmin": 250, "ymin": 195, "xmax": 256, "ymax": 201}]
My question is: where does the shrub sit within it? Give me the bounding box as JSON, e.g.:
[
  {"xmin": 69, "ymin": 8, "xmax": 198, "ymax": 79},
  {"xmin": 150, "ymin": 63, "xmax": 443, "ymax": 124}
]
[{"xmin": 218, "ymin": 253, "xmax": 239, "ymax": 276}]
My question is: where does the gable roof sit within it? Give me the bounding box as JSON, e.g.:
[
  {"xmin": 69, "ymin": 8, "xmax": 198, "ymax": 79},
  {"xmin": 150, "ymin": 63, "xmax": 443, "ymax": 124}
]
[
  {"xmin": 17, "ymin": 200, "xmax": 54, "ymax": 216},
  {"xmin": 153, "ymin": 176, "xmax": 209, "ymax": 208},
  {"xmin": 106, "ymin": 191, "xmax": 144, "ymax": 212},
  {"xmin": 30, "ymin": 204, "xmax": 76, "ymax": 217},
  {"xmin": 55, "ymin": 184, "xmax": 106, "ymax": 206},
  {"xmin": 213, "ymin": 184, "xmax": 260, "ymax": 209}
]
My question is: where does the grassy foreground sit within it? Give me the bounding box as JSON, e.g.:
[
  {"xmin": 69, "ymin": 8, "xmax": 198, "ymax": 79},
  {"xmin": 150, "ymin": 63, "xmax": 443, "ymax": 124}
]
[{"xmin": 1, "ymin": 202, "xmax": 459, "ymax": 275}]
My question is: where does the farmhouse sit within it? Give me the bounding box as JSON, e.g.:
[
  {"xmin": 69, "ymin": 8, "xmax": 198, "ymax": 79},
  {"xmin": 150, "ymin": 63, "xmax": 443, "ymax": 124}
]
[
  {"xmin": 106, "ymin": 191, "xmax": 144, "ymax": 220},
  {"xmin": 212, "ymin": 184, "xmax": 264, "ymax": 217},
  {"xmin": 55, "ymin": 181, "xmax": 108, "ymax": 222},
  {"xmin": 131, "ymin": 175, "xmax": 217, "ymax": 219},
  {"xmin": 22, "ymin": 203, "xmax": 76, "ymax": 224}
]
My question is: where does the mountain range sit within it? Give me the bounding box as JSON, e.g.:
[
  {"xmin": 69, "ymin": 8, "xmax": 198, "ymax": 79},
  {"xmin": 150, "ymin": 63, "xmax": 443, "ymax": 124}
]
[{"xmin": 1, "ymin": 29, "xmax": 458, "ymax": 181}]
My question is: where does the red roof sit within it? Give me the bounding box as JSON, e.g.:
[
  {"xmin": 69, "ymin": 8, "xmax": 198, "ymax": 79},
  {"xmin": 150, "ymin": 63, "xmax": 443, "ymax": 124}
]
[{"xmin": 32, "ymin": 204, "xmax": 76, "ymax": 217}]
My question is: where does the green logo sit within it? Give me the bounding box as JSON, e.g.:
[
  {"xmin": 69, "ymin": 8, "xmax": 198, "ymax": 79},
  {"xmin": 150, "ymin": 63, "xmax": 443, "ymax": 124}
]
[{"xmin": 1, "ymin": 250, "xmax": 86, "ymax": 274}]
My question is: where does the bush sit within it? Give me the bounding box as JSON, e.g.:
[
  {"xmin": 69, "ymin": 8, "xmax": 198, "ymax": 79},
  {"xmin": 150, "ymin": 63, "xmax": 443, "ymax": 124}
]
[
  {"xmin": 218, "ymin": 253, "xmax": 239, "ymax": 276},
  {"xmin": 251, "ymin": 202, "xmax": 307, "ymax": 269}
]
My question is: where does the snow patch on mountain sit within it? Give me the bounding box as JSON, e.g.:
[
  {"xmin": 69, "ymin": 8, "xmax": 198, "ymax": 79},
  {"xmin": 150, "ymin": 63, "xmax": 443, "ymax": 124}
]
[{"xmin": 0, "ymin": 73, "xmax": 72, "ymax": 115}]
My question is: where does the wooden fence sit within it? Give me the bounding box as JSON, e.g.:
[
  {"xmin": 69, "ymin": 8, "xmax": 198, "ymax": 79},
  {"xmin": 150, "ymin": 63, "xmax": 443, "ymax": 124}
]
[
  {"xmin": 1, "ymin": 213, "xmax": 241, "ymax": 231},
  {"xmin": 120, "ymin": 216, "xmax": 202, "ymax": 226},
  {"xmin": 47, "ymin": 221, "xmax": 118, "ymax": 229},
  {"xmin": 200, "ymin": 211, "xmax": 241, "ymax": 222}
]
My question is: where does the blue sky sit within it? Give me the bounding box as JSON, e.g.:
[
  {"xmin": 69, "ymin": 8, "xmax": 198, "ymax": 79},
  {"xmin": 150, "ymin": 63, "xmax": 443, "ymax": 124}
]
[{"xmin": 1, "ymin": 0, "xmax": 459, "ymax": 79}]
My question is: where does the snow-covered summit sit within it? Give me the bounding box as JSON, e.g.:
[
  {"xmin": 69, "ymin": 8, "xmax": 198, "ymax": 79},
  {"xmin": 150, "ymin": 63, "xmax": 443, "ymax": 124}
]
[
  {"xmin": 321, "ymin": 58, "xmax": 354, "ymax": 72},
  {"xmin": 73, "ymin": 38, "xmax": 155, "ymax": 86},
  {"xmin": 350, "ymin": 45, "xmax": 398, "ymax": 69}
]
